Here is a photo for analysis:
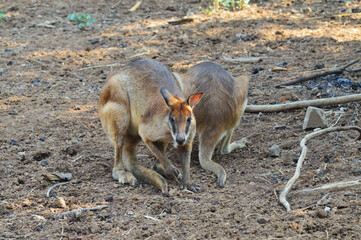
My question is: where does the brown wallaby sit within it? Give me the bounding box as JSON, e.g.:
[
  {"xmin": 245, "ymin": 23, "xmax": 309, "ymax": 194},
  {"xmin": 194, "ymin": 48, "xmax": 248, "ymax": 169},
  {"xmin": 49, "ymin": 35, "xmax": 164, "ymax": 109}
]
[
  {"xmin": 173, "ymin": 62, "xmax": 248, "ymax": 187},
  {"xmin": 99, "ymin": 59, "xmax": 203, "ymax": 195}
]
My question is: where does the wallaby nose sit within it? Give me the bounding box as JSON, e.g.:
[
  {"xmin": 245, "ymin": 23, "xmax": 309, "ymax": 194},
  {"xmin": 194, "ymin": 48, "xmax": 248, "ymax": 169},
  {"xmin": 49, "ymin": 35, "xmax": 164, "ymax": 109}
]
[{"xmin": 176, "ymin": 136, "xmax": 185, "ymax": 145}]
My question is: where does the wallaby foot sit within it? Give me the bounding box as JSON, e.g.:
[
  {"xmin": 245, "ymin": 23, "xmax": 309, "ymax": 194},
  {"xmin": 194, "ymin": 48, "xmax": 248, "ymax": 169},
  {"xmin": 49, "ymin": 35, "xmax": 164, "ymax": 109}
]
[
  {"xmin": 180, "ymin": 182, "xmax": 201, "ymax": 192},
  {"xmin": 112, "ymin": 168, "xmax": 137, "ymax": 186},
  {"xmin": 153, "ymin": 160, "xmax": 182, "ymax": 183},
  {"xmin": 218, "ymin": 136, "xmax": 248, "ymax": 155}
]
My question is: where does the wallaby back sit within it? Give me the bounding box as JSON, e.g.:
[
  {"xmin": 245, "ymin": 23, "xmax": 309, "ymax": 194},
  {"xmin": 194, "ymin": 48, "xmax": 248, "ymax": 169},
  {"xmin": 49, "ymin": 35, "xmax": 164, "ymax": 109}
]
[
  {"xmin": 178, "ymin": 62, "xmax": 249, "ymax": 187},
  {"xmin": 182, "ymin": 62, "xmax": 248, "ymax": 133}
]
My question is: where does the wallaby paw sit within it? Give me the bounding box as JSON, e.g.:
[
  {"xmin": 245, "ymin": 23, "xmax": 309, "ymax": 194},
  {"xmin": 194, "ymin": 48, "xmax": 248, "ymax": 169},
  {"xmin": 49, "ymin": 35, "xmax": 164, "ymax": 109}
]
[
  {"xmin": 181, "ymin": 183, "xmax": 201, "ymax": 192},
  {"xmin": 113, "ymin": 169, "xmax": 137, "ymax": 186},
  {"xmin": 165, "ymin": 165, "xmax": 182, "ymax": 182}
]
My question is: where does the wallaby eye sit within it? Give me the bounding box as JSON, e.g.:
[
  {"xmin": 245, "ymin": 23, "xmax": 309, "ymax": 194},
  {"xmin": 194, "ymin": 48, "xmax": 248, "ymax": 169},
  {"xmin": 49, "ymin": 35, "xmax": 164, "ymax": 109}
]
[{"xmin": 187, "ymin": 117, "xmax": 192, "ymax": 123}]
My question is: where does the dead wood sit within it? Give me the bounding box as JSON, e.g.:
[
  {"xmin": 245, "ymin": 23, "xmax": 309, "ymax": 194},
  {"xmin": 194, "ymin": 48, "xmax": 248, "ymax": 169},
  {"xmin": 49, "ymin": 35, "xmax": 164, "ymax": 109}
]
[
  {"xmin": 245, "ymin": 94, "xmax": 361, "ymax": 113},
  {"xmin": 279, "ymin": 126, "xmax": 361, "ymax": 212},
  {"xmin": 274, "ymin": 59, "xmax": 359, "ymax": 88},
  {"xmin": 221, "ymin": 56, "xmax": 270, "ymax": 63},
  {"xmin": 167, "ymin": 18, "xmax": 194, "ymax": 25},
  {"xmin": 301, "ymin": 178, "xmax": 361, "ymax": 193}
]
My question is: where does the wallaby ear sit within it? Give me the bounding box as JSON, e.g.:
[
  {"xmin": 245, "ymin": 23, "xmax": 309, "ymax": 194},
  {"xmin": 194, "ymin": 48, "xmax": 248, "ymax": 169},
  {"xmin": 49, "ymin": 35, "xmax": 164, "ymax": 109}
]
[
  {"xmin": 160, "ymin": 88, "xmax": 177, "ymax": 107},
  {"xmin": 187, "ymin": 92, "xmax": 203, "ymax": 108}
]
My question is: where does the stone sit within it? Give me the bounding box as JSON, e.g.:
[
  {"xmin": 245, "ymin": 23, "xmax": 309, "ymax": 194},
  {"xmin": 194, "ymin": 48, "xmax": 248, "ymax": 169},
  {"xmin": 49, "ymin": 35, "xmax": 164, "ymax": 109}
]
[
  {"xmin": 303, "ymin": 107, "xmax": 328, "ymax": 130},
  {"xmin": 269, "ymin": 145, "xmax": 281, "ymax": 157}
]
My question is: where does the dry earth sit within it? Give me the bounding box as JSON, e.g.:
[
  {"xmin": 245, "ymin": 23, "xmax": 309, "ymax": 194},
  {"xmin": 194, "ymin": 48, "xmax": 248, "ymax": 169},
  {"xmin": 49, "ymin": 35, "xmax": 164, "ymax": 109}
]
[{"xmin": 1, "ymin": 0, "xmax": 361, "ymax": 239}]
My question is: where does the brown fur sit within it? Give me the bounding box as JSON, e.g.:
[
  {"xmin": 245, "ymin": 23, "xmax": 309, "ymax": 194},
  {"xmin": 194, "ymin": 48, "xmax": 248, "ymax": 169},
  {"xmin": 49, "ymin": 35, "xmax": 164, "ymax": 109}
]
[
  {"xmin": 178, "ymin": 62, "xmax": 249, "ymax": 187},
  {"xmin": 99, "ymin": 59, "xmax": 202, "ymax": 195}
]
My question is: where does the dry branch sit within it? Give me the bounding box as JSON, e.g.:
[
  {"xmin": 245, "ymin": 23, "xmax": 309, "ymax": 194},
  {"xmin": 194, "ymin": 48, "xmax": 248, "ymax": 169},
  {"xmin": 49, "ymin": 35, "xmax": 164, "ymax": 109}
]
[
  {"xmin": 302, "ymin": 178, "xmax": 361, "ymax": 193},
  {"xmin": 221, "ymin": 56, "xmax": 269, "ymax": 63},
  {"xmin": 245, "ymin": 94, "xmax": 361, "ymax": 113},
  {"xmin": 274, "ymin": 59, "xmax": 359, "ymax": 88},
  {"xmin": 279, "ymin": 126, "xmax": 361, "ymax": 212}
]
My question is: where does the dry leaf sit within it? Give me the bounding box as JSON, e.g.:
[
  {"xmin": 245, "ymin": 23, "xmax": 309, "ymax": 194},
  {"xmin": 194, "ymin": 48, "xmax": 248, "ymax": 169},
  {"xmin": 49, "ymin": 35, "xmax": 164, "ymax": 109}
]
[
  {"xmin": 271, "ymin": 66, "xmax": 291, "ymax": 72},
  {"xmin": 129, "ymin": 1, "xmax": 142, "ymax": 12},
  {"xmin": 42, "ymin": 173, "xmax": 72, "ymax": 181}
]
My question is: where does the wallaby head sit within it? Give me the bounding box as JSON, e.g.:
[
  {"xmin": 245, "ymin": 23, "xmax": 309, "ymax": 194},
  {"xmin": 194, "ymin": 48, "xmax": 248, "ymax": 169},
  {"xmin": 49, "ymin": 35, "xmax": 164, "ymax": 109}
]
[{"xmin": 160, "ymin": 88, "xmax": 203, "ymax": 146}]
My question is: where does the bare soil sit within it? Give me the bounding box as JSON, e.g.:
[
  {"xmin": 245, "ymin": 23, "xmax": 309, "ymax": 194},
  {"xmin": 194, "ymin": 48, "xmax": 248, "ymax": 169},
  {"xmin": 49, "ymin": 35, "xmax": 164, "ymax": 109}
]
[{"xmin": 1, "ymin": 0, "xmax": 361, "ymax": 239}]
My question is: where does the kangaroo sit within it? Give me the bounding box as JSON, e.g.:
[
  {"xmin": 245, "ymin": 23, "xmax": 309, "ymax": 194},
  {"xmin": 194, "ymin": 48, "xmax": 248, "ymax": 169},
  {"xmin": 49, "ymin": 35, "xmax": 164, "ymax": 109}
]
[
  {"xmin": 173, "ymin": 62, "xmax": 248, "ymax": 187},
  {"xmin": 99, "ymin": 59, "xmax": 203, "ymax": 195}
]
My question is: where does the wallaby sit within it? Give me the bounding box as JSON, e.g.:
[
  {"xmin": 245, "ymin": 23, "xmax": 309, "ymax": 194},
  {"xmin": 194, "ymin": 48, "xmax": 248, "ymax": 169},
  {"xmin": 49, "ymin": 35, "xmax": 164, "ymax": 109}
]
[
  {"xmin": 99, "ymin": 59, "xmax": 203, "ymax": 195},
  {"xmin": 173, "ymin": 62, "xmax": 248, "ymax": 187}
]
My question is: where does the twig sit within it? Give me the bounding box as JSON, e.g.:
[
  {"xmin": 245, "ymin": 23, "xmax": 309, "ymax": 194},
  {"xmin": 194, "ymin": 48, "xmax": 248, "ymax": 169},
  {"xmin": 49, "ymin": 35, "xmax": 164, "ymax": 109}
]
[
  {"xmin": 245, "ymin": 94, "xmax": 361, "ymax": 113},
  {"xmin": 79, "ymin": 63, "xmax": 123, "ymax": 71},
  {"xmin": 347, "ymin": 67, "xmax": 361, "ymax": 73},
  {"xmin": 128, "ymin": 1, "xmax": 142, "ymax": 12},
  {"xmin": 275, "ymin": 59, "xmax": 360, "ymax": 87},
  {"xmin": 279, "ymin": 126, "xmax": 361, "ymax": 212},
  {"xmin": 46, "ymin": 182, "xmax": 70, "ymax": 197},
  {"xmin": 54, "ymin": 205, "xmax": 109, "ymax": 218},
  {"xmin": 111, "ymin": 1, "xmax": 122, "ymax": 9},
  {"xmin": 145, "ymin": 215, "xmax": 163, "ymax": 222},
  {"xmin": 301, "ymin": 178, "xmax": 361, "ymax": 193},
  {"xmin": 221, "ymin": 56, "xmax": 270, "ymax": 63}
]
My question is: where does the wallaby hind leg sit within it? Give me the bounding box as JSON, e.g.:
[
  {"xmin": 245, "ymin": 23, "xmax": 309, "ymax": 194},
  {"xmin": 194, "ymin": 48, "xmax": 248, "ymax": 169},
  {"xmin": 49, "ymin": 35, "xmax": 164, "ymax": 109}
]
[
  {"xmin": 217, "ymin": 129, "xmax": 248, "ymax": 155},
  {"xmin": 199, "ymin": 132, "xmax": 227, "ymax": 187},
  {"xmin": 100, "ymin": 102, "xmax": 137, "ymax": 186},
  {"xmin": 122, "ymin": 136, "xmax": 169, "ymax": 195}
]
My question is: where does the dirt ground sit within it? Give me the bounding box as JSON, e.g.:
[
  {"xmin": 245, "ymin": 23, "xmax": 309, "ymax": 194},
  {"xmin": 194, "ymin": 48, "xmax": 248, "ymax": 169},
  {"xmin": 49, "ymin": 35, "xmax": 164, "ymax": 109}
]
[{"xmin": 1, "ymin": 0, "xmax": 361, "ymax": 239}]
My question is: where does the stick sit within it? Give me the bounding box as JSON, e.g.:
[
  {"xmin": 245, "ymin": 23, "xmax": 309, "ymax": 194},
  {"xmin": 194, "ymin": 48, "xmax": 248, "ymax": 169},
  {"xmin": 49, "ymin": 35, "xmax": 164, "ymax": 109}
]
[
  {"xmin": 128, "ymin": 1, "xmax": 142, "ymax": 12},
  {"xmin": 54, "ymin": 205, "xmax": 109, "ymax": 218},
  {"xmin": 347, "ymin": 67, "xmax": 361, "ymax": 73},
  {"xmin": 245, "ymin": 94, "xmax": 361, "ymax": 113},
  {"xmin": 301, "ymin": 178, "xmax": 361, "ymax": 193},
  {"xmin": 46, "ymin": 182, "xmax": 70, "ymax": 197},
  {"xmin": 221, "ymin": 56, "xmax": 269, "ymax": 63},
  {"xmin": 275, "ymin": 59, "xmax": 359, "ymax": 87},
  {"xmin": 279, "ymin": 126, "xmax": 361, "ymax": 211},
  {"xmin": 145, "ymin": 215, "xmax": 163, "ymax": 222},
  {"xmin": 79, "ymin": 63, "xmax": 123, "ymax": 70}
]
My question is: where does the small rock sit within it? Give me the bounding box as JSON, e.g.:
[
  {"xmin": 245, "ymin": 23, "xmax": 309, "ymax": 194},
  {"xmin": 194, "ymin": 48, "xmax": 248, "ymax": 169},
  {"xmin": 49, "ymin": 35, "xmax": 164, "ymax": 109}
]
[
  {"xmin": 40, "ymin": 160, "xmax": 49, "ymax": 167},
  {"xmin": 251, "ymin": 67, "xmax": 263, "ymax": 74},
  {"xmin": 32, "ymin": 214, "xmax": 46, "ymax": 222},
  {"xmin": 9, "ymin": 140, "xmax": 19, "ymax": 146},
  {"xmin": 276, "ymin": 61, "xmax": 288, "ymax": 66},
  {"xmin": 269, "ymin": 145, "xmax": 281, "ymax": 157},
  {"xmin": 256, "ymin": 217, "xmax": 267, "ymax": 224},
  {"xmin": 89, "ymin": 38, "xmax": 100, "ymax": 44},
  {"xmin": 33, "ymin": 151, "xmax": 51, "ymax": 161},
  {"xmin": 210, "ymin": 206, "xmax": 216, "ymax": 212},
  {"xmin": 273, "ymin": 125, "xmax": 286, "ymax": 130},
  {"xmin": 303, "ymin": 107, "xmax": 328, "ymax": 130},
  {"xmin": 314, "ymin": 63, "xmax": 325, "ymax": 70},
  {"xmin": 315, "ymin": 208, "xmax": 328, "ymax": 218},
  {"xmin": 17, "ymin": 176, "xmax": 25, "ymax": 184},
  {"xmin": 324, "ymin": 206, "xmax": 331, "ymax": 212},
  {"xmin": 40, "ymin": 137, "xmax": 45, "ymax": 141},
  {"xmin": 211, "ymin": 200, "xmax": 218, "ymax": 205},
  {"xmin": 54, "ymin": 197, "xmax": 67, "ymax": 208},
  {"xmin": 105, "ymin": 196, "xmax": 113, "ymax": 202}
]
